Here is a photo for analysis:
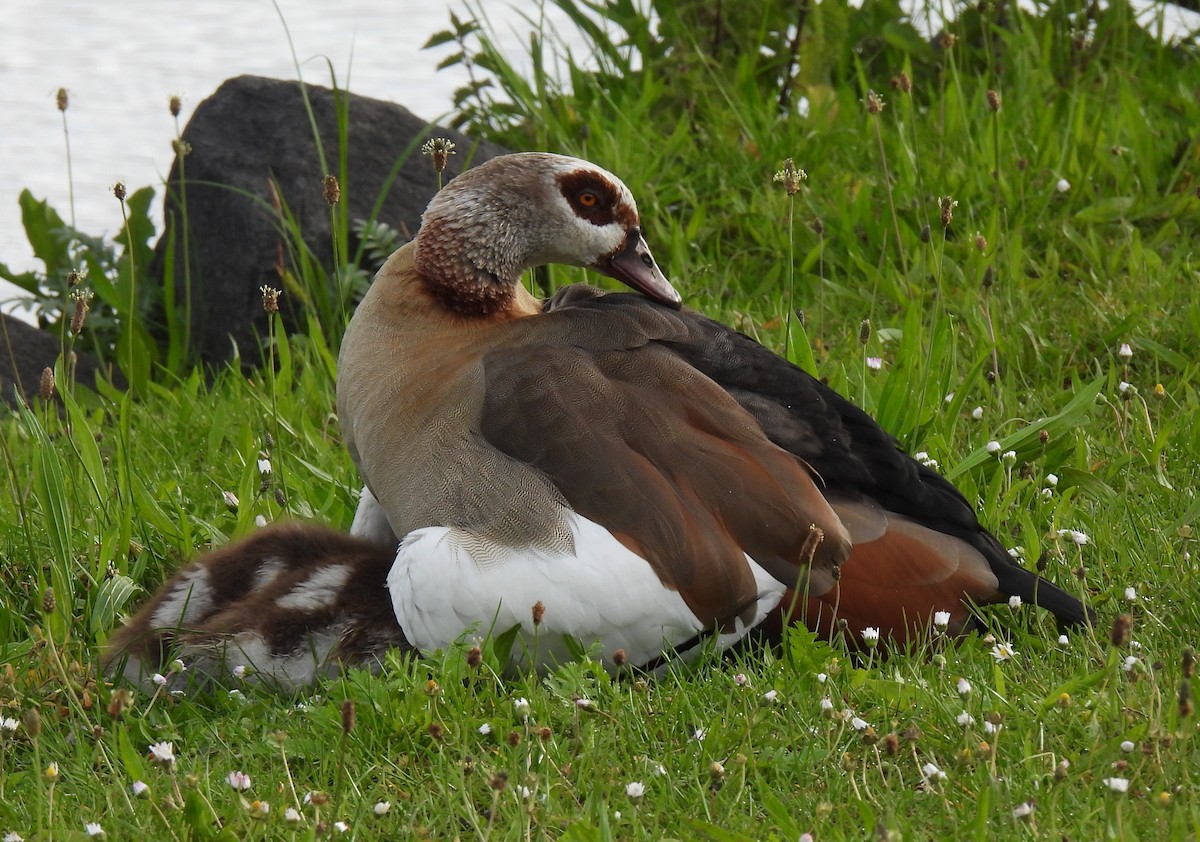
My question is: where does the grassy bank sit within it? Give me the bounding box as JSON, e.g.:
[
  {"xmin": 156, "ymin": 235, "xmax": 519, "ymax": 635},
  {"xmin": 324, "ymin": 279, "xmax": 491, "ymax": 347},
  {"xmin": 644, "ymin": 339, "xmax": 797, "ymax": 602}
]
[{"xmin": 1, "ymin": 0, "xmax": 1198, "ymax": 837}]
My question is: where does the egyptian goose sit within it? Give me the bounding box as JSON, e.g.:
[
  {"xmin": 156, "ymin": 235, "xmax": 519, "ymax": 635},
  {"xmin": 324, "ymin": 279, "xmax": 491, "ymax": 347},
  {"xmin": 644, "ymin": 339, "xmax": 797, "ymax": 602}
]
[
  {"xmin": 336, "ymin": 152, "xmax": 855, "ymax": 673},
  {"xmin": 103, "ymin": 524, "xmax": 409, "ymax": 690},
  {"xmin": 337, "ymin": 151, "xmax": 1086, "ymax": 671}
]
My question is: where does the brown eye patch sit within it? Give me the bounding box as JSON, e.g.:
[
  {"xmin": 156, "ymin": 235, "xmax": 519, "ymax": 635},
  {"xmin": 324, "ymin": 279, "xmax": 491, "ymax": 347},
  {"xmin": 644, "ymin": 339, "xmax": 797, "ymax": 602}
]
[{"xmin": 556, "ymin": 170, "xmax": 635, "ymax": 228}]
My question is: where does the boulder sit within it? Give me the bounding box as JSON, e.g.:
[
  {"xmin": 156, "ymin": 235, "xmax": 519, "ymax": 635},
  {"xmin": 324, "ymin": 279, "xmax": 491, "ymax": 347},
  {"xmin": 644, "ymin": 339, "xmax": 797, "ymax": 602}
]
[
  {"xmin": 0, "ymin": 313, "xmax": 121, "ymax": 407},
  {"xmin": 153, "ymin": 75, "xmax": 509, "ymax": 365}
]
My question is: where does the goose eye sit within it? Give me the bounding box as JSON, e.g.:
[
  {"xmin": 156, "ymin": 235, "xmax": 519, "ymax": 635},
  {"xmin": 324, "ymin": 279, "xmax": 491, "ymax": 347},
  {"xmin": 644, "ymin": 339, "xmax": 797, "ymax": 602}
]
[{"xmin": 577, "ymin": 191, "xmax": 599, "ymax": 208}]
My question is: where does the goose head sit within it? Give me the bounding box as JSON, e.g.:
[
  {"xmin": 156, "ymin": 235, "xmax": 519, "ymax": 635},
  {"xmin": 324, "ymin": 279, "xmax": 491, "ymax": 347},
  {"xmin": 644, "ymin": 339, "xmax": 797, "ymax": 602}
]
[{"xmin": 414, "ymin": 152, "xmax": 680, "ymax": 316}]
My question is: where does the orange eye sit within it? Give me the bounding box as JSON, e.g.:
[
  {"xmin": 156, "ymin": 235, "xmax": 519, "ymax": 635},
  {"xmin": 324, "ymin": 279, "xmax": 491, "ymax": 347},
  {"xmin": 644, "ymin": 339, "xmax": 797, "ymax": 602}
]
[{"xmin": 577, "ymin": 191, "xmax": 598, "ymax": 207}]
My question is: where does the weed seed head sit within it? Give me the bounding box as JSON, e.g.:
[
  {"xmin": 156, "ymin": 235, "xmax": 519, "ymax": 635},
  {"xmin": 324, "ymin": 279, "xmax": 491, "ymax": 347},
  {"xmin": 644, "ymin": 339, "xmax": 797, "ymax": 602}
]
[
  {"xmin": 421, "ymin": 137, "xmax": 457, "ymax": 173},
  {"xmin": 172, "ymin": 139, "xmax": 192, "ymax": 158},
  {"xmin": 70, "ymin": 289, "xmax": 94, "ymax": 334},
  {"xmin": 56, "ymin": 88, "xmax": 69, "ymax": 111},
  {"xmin": 939, "ymin": 32, "xmax": 957, "ymax": 50},
  {"xmin": 1110, "ymin": 614, "xmax": 1132, "ymax": 648},
  {"xmin": 39, "ymin": 368, "xmax": 55, "ymax": 402},
  {"xmin": 772, "ymin": 158, "xmax": 807, "ymax": 195},
  {"xmin": 864, "ymin": 89, "xmax": 885, "ymax": 114},
  {"xmin": 260, "ymin": 285, "xmax": 281, "ymax": 315},
  {"xmin": 1180, "ymin": 680, "xmax": 1193, "ymax": 718},
  {"xmin": 340, "ymin": 699, "xmax": 355, "ymax": 734},
  {"xmin": 323, "ymin": 175, "xmax": 340, "ymax": 207},
  {"xmin": 858, "ymin": 319, "xmax": 872, "ymax": 345},
  {"xmin": 532, "ymin": 600, "xmax": 545, "ymax": 625},
  {"xmin": 987, "ymin": 89, "xmax": 1001, "ymax": 112},
  {"xmin": 939, "ymin": 196, "xmax": 958, "ymax": 227},
  {"xmin": 1183, "ymin": 648, "xmax": 1195, "ymax": 679},
  {"xmin": 799, "ymin": 525, "xmax": 824, "ymax": 565},
  {"xmin": 112, "ymin": 181, "xmax": 127, "ymax": 202},
  {"xmin": 466, "ymin": 646, "xmax": 483, "ymax": 668},
  {"xmin": 169, "ymin": 95, "xmax": 182, "ymax": 117},
  {"xmin": 891, "ymin": 72, "xmax": 912, "ymax": 93}
]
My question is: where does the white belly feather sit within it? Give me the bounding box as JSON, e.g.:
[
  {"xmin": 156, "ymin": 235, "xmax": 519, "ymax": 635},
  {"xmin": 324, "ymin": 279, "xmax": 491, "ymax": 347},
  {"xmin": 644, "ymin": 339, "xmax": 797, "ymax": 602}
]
[{"xmin": 386, "ymin": 511, "xmax": 786, "ymax": 673}]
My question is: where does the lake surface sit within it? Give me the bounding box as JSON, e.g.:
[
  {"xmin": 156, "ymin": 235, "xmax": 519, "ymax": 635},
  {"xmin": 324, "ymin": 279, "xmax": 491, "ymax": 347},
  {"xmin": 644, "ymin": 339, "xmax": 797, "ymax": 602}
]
[
  {"xmin": 0, "ymin": 0, "xmax": 592, "ymax": 316},
  {"xmin": 2, "ymin": 0, "xmax": 1196, "ymax": 319}
]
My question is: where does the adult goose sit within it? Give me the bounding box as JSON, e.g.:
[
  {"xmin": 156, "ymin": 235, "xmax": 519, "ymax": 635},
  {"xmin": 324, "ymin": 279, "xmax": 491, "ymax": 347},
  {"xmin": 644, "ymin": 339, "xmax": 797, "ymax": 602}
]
[
  {"xmin": 336, "ymin": 151, "xmax": 1087, "ymax": 671},
  {"xmin": 337, "ymin": 152, "xmax": 852, "ymax": 673}
]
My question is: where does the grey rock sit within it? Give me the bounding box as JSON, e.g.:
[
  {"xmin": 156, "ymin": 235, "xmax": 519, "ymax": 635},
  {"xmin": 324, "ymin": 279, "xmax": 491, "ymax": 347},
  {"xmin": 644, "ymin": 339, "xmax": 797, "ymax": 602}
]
[
  {"xmin": 0, "ymin": 313, "xmax": 122, "ymax": 407},
  {"xmin": 153, "ymin": 74, "xmax": 508, "ymax": 365}
]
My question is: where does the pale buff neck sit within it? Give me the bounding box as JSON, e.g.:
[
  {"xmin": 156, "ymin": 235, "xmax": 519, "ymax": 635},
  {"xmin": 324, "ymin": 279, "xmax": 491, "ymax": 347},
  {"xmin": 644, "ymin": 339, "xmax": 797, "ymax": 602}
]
[{"xmin": 362, "ymin": 240, "xmax": 541, "ymax": 327}]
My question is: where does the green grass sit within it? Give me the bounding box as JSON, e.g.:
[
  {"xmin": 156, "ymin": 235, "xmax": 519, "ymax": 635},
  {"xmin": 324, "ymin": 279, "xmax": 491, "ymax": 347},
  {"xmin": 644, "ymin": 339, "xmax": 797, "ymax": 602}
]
[{"xmin": 2, "ymin": 0, "xmax": 1199, "ymax": 837}]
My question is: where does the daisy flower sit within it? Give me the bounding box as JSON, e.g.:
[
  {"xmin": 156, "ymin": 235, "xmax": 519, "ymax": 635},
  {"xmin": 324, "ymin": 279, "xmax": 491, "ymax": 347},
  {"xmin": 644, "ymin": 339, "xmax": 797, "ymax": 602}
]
[{"xmin": 227, "ymin": 770, "xmax": 252, "ymax": 791}]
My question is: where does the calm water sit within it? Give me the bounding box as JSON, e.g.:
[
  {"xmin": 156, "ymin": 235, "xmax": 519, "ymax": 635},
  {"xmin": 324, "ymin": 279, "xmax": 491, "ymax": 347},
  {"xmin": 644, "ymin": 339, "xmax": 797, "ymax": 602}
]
[{"xmin": 0, "ymin": 0, "xmax": 590, "ymax": 315}]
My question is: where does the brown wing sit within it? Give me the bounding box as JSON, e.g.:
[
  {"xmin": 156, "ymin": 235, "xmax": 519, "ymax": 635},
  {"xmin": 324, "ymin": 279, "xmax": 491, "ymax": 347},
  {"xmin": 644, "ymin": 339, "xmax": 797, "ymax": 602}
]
[
  {"xmin": 479, "ymin": 308, "xmax": 851, "ymax": 631},
  {"xmin": 544, "ymin": 287, "xmax": 1090, "ymax": 634}
]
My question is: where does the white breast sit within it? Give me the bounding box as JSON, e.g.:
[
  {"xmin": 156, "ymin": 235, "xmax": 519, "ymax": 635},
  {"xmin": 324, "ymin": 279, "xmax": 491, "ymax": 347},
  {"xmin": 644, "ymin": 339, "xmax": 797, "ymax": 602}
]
[{"xmin": 386, "ymin": 511, "xmax": 786, "ymax": 673}]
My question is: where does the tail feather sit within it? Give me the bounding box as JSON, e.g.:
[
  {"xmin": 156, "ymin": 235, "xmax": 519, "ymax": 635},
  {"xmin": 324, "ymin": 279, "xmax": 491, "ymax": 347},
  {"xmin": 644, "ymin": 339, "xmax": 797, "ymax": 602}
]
[
  {"xmin": 987, "ymin": 553, "xmax": 1093, "ymax": 627},
  {"xmin": 763, "ymin": 499, "xmax": 1094, "ymax": 647}
]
